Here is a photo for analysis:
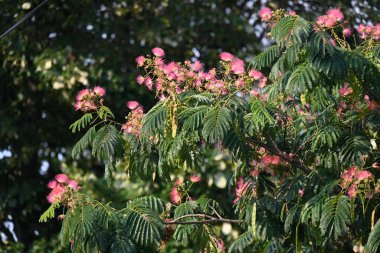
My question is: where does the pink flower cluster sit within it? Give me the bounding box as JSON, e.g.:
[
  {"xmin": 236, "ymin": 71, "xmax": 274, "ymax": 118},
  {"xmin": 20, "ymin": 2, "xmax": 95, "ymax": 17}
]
[
  {"xmin": 233, "ymin": 177, "xmax": 254, "ymax": 204},
  {"xmin": 339, "ymin": 83, "xmax": 353, "ymax": 96},
  {"xmin": 122, "ymin": 101, "xmax": 144, "ymax": 136},
  {"xmin": 258, "ymin": 7, "xmax": 272, "ymax": 22},
  {"xmin": 357, "ymin": 23, "xmax": 380, "ymax": 40},
  {"xmin": 341, "ymin": 166, "xmax": 374, "ymax": 198},
  {"xmin": 46, "ymin": 174, "xmax": 78, "ymax": 203},
  {"xmin": 74, "ymin": 86, "xmax": 106, "ymax": 112},
  {"xmin": 261, "ymin": 155, "xmax": 281, "ymax": 165},
  {"xmin": 134, "ymin": 48, "xmax": 267, "ymax": 97},
  {"xmin": 317, "ymin": 8, "xmax": 344, "ymax": 28}
]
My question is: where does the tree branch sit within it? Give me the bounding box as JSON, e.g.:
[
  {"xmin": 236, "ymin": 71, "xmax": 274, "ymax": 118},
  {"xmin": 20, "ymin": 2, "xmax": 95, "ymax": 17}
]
[{"xmin": 164, "ymin": 214, "xmax": 241, "ymax": 225}]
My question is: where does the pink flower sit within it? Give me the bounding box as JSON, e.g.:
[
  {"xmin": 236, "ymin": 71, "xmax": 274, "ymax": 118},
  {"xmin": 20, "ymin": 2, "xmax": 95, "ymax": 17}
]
[
  {"xmin": 339, "ymin": 83, "xmax": 353, "ymax": 96},
  {"xmin": 127, "ymin": 100, "xmax": 140, "ymax": 110},
  {"xmin": 144, "ymin": 76, "xmax": 153, "ymax": 87},
  {"xmin": 170, "ymin": 187, "xmax": 182, "ymax": 204},
  {"xmin": 55, "ymin": 174, "xmax": 68, "ymax": 183},
  {"xmin": 356, "ymin": 170, "xmax": 373, "ymax": 181},
  {"xmin": 189, "ymin": 175, "xmax": 201, "ymax": 183},
  {"xmin": 152, "ymin": 47, "xmax": 165, "ymax": 57},
  {"xmin": 154, "ymin": 57, "xmax": 164, "ymax": 66},
  {"xmin": 373, "ymin": 162, "xmax": 380, "ymax": 169},
  {"xmin": 233, "ymin": 177, "xmax": 251, "ymax": 204},
  {"xmin": 219, "ymin": 52, "xmax": 234, "ymax": 62},
  {"xmin": 93, "ymin": 86, "xmax": 106, "ymax": 96},
  {"xmin": 135, "ymin": 55, "xmax": 145, "ymax": 67},
  {"xmin": 259, "ymin": 7, "xmax": 272, "ymax": 21},
  {"xmin": 343, "ymin": 28, "xmax": 352, "ymax": 37},
  {"xmin": 298, "ymin": 189, "xmax": 304, "ymax": 197},
  {"xmin": 47, "ymin": 180, "xmax": 57, "ymax": 189},
  {"xmin": 288, "ymin": 11, "xmax": 296, "ymax": 15},
  {"xmin": 136, "ymin": 75, "xmax": 145, "ymax": 85},
  {"xmin": 76, "ymin": 89, "xmax": 90, "ymax": 101},
  {"xmin": 330, "ymin": 39, "xmax": 337, "ymax": 47},
  {"xmin": 249, "ymin": 70, "xmax": 263, "ymax": 80},
  {"xmin": 235, "ymin": 78, "xmax": 244, "ymax": 88},
  {"xmin": 47, "ymin": 185, "xmax": 65, "ymax": 203},
  {"xmin": 215, "ymin": 239, "xmax": 225, "ymax": 250},
  {"xmin": 258, "ymin": 77, "xmax": 268, "ymax": 88},
  {"xmin": 231, "ymin": 58, "xmax": 245, "ymax": 75},
  {"xmin": 347, "ymin": 184, "xmax": 357, "ymax": 198},
  {"xmin": 67, "ymin": 180, "xmax": 78, "ymax": 189},
  {"xmin": 192, "ymin": 60, "xmax": 203, "ymax": 72},
  {"xmin": 261, "ymin": 155, "xmax": 281, "ymax": 165},
  {"xmin": 327, "ymin": 8, "xmax": 344, "ymax": 22}
]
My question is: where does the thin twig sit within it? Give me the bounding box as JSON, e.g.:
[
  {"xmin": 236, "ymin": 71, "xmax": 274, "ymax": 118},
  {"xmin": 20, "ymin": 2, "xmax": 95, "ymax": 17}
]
[{"xmin": 164, "ymin": 214, "xmax": 241, "ymax": 225}]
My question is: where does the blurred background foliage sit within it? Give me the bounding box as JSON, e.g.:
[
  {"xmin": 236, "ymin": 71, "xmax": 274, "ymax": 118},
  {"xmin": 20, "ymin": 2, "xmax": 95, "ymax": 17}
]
[{"xmin": 0, "ymin": 0, "xmax": 379, "ymax": 252}]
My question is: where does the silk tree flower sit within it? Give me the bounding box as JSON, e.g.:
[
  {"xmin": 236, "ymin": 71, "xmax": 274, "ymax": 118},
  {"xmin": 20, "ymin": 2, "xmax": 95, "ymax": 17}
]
[
  {"xmin": 47, "ymin": 185, "xmax": 66, "ymax": 203},
  {"xmin": 55, "ymin": 174, "xmax": 68, "ymax": 183},
  {"xmin": 192, "ymin": 60, "xmax": 203, "ymax": 72},
  {"xmin": 126, "ymin": 100, "xmax": 140, "ymax": 110},
  {"xmin": 231, "ymin": 58, "xmax": 245, "ymax": 75},
  {"xmin": 76, "ymin": 89, "xmax": 90, "ymax": 101},
  {"xmin": 339, "ymin": 83, "xmax": 353, "ymax": 96},
  {"xmin": 136, "ymin": 75, "xmax": 145, "ymax": 85},
  {"xmin": 233, "ymin": 177, "xmax": 251, "ymax": 204},
  {"xmin": 67, "ymin": 180, "xmax": 78, "ymax": 189},
  {"xmin": 219, "ymin": 52, "xmax": 234, "ymax": 62},
  {"xmin": 329, "ymin": 39, "xmax": 337, "ymax": 46},
  {"xmin": 373, "ymin": 162, "xmax": 380, "ymax": 169},
  {"xmin": 326, "ymin": 8, "xmax": 344, "ymax": 21},
  {"xmin": 135, "ymin": 55, "xmax": 145, "ymax": 67},
  {"xmin": 93, "ymin": 86, "xmax": 106, "ymax": 96},
  {"xmin": 249, "ymin": 70, "xmax": 263, "ymax": 80},
  {"xmin": 190, "ymin": 175, "xmax": 201, "ymax": 183},
  {"xmin": 343, "ymin": 28, "xmax": 352, "ymax": 37},
  {"xmin": 152, "ymin": 47, "xmax": 165, "ymax": 57},
  {"xmin": 170, "ymin": 187, "xmax": 182, "ymax": 204},
  {"xmin": 298, "ymin": 189, "xmax": 305, "ymax": 197},
  {"xmin": 258, "ymin": 7, "xmax": 272, "ymax": 21},
  {"xmin": 261, "ymin": 155, "xmax": 281, "ymax": 165},
  {"xmin": 47, "ymin": 180, "xmax": 57, "ymax": 189},
  {"xmin": 356, "ymin": 170, "xmax": 373, "ymax": 181},
  {"xmin": 347, "ymin": 184, "xmax": 357, "ymax": 198}
]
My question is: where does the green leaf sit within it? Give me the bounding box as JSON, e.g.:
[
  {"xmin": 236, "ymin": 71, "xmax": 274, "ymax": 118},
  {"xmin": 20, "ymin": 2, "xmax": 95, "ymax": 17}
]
[
  {"xmin": 142, "ymin": 101, "xmax": 168, "ymax": 134},
  {"xmin": 365, "ymin": 219, "xmax": 380, "ymax": 253},
  {"xmin": 179, "ymin": 105, "xmax": 210, "ymax": 132},
  {"xmin": 228, "ymin": 231, "xmax": 254, "ymax": 253},
  {"xmin": 98, "ymin": 105, "xmax": 115, "ymax": 119},
  {"xmin": 71, "ymin": 126, "xmax": 96, "ymax": 159},
  {"xmin": 92, "ymin": 125, "xmax": 123, "ymax": 161},
  {"xmin": 271, "ymin": 15, "xmax": 310, "ymax": 47},
  {"xmin": 69, "ymin": 113, "xmax": 93, "ymax": 133},
  {"xmin": 123, "ymin": 198, "xmax": 164, "ymax": 247},
  {"xmin": 202, "ymin": 107, "xmax": 233, "ymax": 142},
  {"xmin": 39, "ymin": 202, "xmax": 60, "ymax": 222},
  {"xmin": 286, "ymin": 63, "xmax": 319, "ymax": 95},
  {"xmin": 320, "ymin": 195, "xmax": 351, "ymax": 240},
  {"xmin": 251, "ymin": 45, "xmax": 281, "ymax": 69}
]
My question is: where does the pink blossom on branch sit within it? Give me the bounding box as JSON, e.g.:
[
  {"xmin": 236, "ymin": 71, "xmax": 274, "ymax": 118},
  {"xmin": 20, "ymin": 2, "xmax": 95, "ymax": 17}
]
[
  {"xmin": 55, "ymin": 174, "xmax": 68, "ymax": 183},
  {"xmin": 126, "ymin": 100, "xmax": 140, "ymax": 110},
  {"xmin": 258, "ymin": 7, "xmax": 272, "ymax": 21},
  {"xmin": 230, "ymin": 58, "xmax": 245, "ymax": 75},
  {"xmin": 170, "ymin": 187, "xmax": 182, "ymax": 204},
  {"xmin": 152, "ymin": 47, "xmax": 165, "ymax": 57},
  {"xmin": 135, "ymin": 55, "xmax": 145, "ymax": 67},
  {"xmin": 93, "ymin": 86, "xmax": 106, "ymax": 96},
  {"xmin": 219, "ymin": 52, "xmax": 234, "ymax": 62},
  {"xmin": 326, "ymin": 8, "xmax": 344, "ymax": 21},
  {"xmin": 189, "ymin": 175, "xmax": 201, "ymax": 183}
]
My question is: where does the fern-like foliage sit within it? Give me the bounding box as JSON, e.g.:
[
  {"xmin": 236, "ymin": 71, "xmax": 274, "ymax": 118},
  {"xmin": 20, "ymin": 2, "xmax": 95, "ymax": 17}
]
[
  {"xmin": 320, "ymin": 195, "xmax": 351, "ymax": 240},
  {"xmin": 69, "ymin": 113, "xmax": 93, "ymax": 133},
  {"xmin": 228, "ymin": 230, "xmax": 254, "ymax": 253},
  {"xmin": 365, "ymin": 219, "xmax": 380, "ymax": 253},
  {"xmin": 202, "ymin": 107, "xmax": 233, "ymax": 142}
]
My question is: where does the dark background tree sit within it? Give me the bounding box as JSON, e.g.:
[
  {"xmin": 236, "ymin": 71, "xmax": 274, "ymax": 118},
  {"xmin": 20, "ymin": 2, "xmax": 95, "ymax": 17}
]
[{"xmin": 0, "ymin": 0, "xmax": 379, "ymax": 251}]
